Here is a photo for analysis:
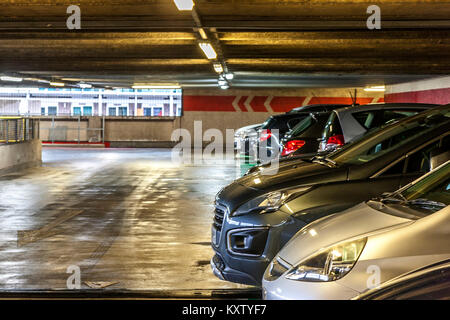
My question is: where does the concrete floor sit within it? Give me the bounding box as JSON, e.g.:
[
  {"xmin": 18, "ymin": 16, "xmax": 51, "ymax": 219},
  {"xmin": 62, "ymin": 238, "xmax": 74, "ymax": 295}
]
[{"xmin": 0, "ymin": 148, "xmax": 252, "ymax": 292}]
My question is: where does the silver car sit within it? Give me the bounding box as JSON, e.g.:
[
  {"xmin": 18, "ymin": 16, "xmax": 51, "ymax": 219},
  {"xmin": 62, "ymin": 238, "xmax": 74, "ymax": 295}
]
[
  {"xmin": 262, "ymin": 161, "xmax": 450, "ymax": 300},
  {"xmin": 318, "ymin": 103, "xmax": 437, "ymax": 152}
]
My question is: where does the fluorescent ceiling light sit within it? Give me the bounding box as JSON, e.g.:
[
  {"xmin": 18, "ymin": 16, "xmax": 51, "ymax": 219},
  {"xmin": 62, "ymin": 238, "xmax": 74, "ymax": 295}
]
[
  {"xmin": 173, "ymin": 0, "xmax": 195, "ymax": 11},
  {"xmin": 198, "ymin": 28, "xmax": 208, "ymax": 40},
  {"xmin": 225, "ymin": 73, "xmax": 234, "ymax": 80},
  {"xmin": 213, "ymin": 63, "xmax": 224, "ymax": 73},
  {"xmin": 364, "ymin": 85, "xmax": 385, "ymax": 92},
  {"xmin": 79, "ymin": 83, "xmax": 92, "ymax": 89},
  {"xmin": 132, "ymin": 85, "xmax": 181, "ymax": 89},
  {"xmin": 1, "ymin": 76, "xmax": 23, "ymax": 82},
  {"xmin": 50, "ymin": 82, "xmax": 65, "ymax": 87},
  {"xmin": 199, "ymin": 42, "xmax": 217, "ymax": 59}
]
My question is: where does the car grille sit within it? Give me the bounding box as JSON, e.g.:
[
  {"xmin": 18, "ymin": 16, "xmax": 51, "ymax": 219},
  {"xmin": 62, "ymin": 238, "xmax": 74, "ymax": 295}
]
[
  {"xmin": 212, "ymin": 203, "xmax": 228, "ymax": 247},
  {"xmin": 213, "ymin": 204, "xmax": 226, "ymax": 232}
]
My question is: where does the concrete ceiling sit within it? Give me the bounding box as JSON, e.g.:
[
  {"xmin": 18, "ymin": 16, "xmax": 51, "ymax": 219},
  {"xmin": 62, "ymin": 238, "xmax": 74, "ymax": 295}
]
[{"xmin": 0, "ymin": 0, "xmax": 449, "ymax": 89}]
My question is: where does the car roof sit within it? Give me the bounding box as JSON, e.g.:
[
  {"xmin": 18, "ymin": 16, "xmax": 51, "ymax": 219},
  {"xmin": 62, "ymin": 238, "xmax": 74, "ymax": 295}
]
[
  {"xmin": 333, "ymin": 102, "xmax": 439, "ymax": 115},
  {"xmin": 288, "ymin": 104, "xmax": 352, "ymax": 113}
]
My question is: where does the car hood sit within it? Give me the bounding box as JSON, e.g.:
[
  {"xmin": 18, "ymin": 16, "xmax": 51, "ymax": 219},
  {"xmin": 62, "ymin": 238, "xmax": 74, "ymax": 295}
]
[
  {"xmin": 217, "ymin": 160, "xmax": 347, "ymax": 213},
  {"xmin": 238, "ymin": 160, "xmax": 345, "ymax": 190},
  {"xmin": 278, "ymin": 202, "xmax": 412, "ymax": 266}
]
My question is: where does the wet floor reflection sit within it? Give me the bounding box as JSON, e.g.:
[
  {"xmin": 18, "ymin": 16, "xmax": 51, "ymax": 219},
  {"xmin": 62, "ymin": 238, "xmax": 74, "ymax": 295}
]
[{"xmin": 0, "ymin": 148, "xmax": 253, "ymax": 291}]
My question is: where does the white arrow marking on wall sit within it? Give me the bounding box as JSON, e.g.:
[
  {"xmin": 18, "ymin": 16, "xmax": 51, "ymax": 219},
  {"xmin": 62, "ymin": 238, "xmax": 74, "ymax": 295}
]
[
  {"xmin": 244, "ymin": 95, "xmax": 254, "ymax": 112},
  {"xmin": 232, "ymin": 95, "xmax": 242, "ymax": 112},
  {"xmin": 265, "ymin": 95, "xmax": 274, "ymax": 113},
  {"xmin": 303, "ymin": 95, "xmax": 313, "ymax": 106}
]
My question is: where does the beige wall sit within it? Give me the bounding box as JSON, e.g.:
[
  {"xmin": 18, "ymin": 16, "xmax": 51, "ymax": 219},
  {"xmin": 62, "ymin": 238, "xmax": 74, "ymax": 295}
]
[
  {"xmin": 0, "ymin": 139, "xmax": 42, "ymax": 174},
  {"xmin": 37, "ymin": 87, "xmax": 384, "ymax": 145}
]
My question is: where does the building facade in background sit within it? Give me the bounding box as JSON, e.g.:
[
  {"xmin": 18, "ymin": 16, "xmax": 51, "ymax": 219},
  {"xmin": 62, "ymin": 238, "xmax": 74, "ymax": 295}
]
[{"xmin": 0, "ymin": 88, "xmax": 183, "ymax": 117}]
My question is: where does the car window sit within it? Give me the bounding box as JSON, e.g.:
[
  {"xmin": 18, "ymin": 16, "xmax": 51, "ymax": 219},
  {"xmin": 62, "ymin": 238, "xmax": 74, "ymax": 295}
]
[
  {"xmin": 348, "ymin": 126, "xmax": 425, "ymax": 164},
  {"xmin": 287, "ymin": 118, "xmax": 303, "ymax": 131},
  {"xmin": 290, "ymin": 115, "xmax": 313, "ymax": 135},
  {"xmin": 383, "ymin": 110, "xmax": 419, "ymax": 125},
  {"xmin": 405, "ymin": 141, "xmax": 441, "ymax": 174},
  {"xmin": 380, "ymin": 159, "xmax": 406, "ymax": 176},
  {"xmin": 330, "ymin": 108, "xmax": 450, "ymax": 165},
  {"xmin": 322, "ymin": 112, "xmax": 344, "ymax": 140},
  {"xmin": 352, "ymin": 111, "xmax": 379, "ymax": 129}
]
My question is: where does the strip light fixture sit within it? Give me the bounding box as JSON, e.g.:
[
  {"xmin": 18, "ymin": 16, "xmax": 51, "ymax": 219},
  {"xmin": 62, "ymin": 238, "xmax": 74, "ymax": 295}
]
[
  {"xmin": 199, "ymin": 42, "xmax": 217, "ymax": 59},
  {"xmin": 225, "ymin": 73, "xmax": 234, "ymax": 80},
  {"xmin": 364, "ymin": 85, "xmax": 385, "ymax": 92},
  {"xmin": 198, "ymin": 28, "xmax": 208, "ymax": 40},
  {"xmin": 50, "ymin": 82, "xmax": 65, "ymax": 87},
  {"xmin": 79, "ymin": 83, "xmax": 92, "ymax": 89},
  {"xmin": 1, "ymin": 76, "xmax": 23, "ymax": 82},
  {"xmin": 173, "ymin": 0, "xmax": 195, "ymax": 11},
  {"xmin": 132, "ymin": 85, "xmax": 181, "ymax": 89},
  {"xmin": 213, "ymin": 63, "xmax": 224, "ymax": 73}
]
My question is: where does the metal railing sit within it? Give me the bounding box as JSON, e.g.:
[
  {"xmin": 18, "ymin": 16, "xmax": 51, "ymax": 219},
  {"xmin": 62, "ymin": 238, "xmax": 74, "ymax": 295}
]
[{"xmin": 0, "ymin": 117, "xmax": 39, "ymax": 144}]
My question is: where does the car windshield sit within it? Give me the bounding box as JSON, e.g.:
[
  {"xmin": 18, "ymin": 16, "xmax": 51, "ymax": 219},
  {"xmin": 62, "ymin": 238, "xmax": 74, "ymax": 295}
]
[
  {"xmin": 289, "ymin": 113, "xmax": 330, "ymax": 137},
  {"xmin": 388, "ymin": 162, "xmax": 450, "ymax": 217},
  {"xmin": 289, "ymin": 115, "xmax": 313, "ymax": 135},
  {"xmin": 328, "ymin": 107, "xmax": 450, "ymax": 165}
]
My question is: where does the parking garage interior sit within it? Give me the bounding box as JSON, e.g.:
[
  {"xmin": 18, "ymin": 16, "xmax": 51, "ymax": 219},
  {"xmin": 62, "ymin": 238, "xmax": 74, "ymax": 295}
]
[{"xmin": 0, "ymin": 0, "xmax": 449, "ymax": 304}]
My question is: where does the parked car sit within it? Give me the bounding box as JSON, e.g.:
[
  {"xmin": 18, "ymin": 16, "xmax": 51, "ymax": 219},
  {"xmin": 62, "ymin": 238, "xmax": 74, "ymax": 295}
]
[
  {"xmin": 280, "ymin": 112, "xmax": 337, "ymax": 158},
  {"xmin": 262, "ymin": 161, "xmax": 450, "ymax": 299},
  {"xmin": 251, "ymin": 104, "xmax": 351, "ymax": 160},
  {"xmin": 318, "ymin": 103, "xmax": 438, "ymax": 153},
  {"xmin": 353, "ymin": 260, "xmax": 450, "ymax": 300},
  {"xmin": 211, "ymin": 105, "xmax": 450, "ymax": 286},
  {"xmin": 234, "ymin": 123, "xmax": 261, "ymax": 152}
]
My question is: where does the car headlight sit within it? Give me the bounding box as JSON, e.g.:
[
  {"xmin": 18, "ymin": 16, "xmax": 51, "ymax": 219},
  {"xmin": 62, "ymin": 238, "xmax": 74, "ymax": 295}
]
[
  {"xmin": 285, "ymin": 237, "xmax": 367, "ymax": 282},
  {"xmin": 233, "ymin": 186, "xmax": 311, "ymax": 217}
]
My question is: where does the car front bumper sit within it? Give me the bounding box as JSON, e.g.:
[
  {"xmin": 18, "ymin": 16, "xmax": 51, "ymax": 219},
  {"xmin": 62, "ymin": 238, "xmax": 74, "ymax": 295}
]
[
  {"xmin": 262, "ymin": 275, "xmax": 360, "ymax": 300},
  {"xmin": 211, "ymin": 202, "xmax": 294, "ymax": 286}
]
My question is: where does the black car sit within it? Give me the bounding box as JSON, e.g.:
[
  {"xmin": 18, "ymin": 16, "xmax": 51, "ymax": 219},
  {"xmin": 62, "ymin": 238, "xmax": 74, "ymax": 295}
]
[
  {"xmin": 211, "ymin": 105, "xmax": 450, "ymax": 286},
  {"xmin": 280, "ymin": 112, "xmax": 332, "ymax": 157},
  {"xmin": 250, "ymin": 104, "xmax": 351, "ymax": 160}
]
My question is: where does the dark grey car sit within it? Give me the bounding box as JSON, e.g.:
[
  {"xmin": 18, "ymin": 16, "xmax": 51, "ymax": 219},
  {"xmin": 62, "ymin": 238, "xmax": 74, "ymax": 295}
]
[{"xmin": 211, "ymin": 105, "xmax": 450, "ymax": 286}]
